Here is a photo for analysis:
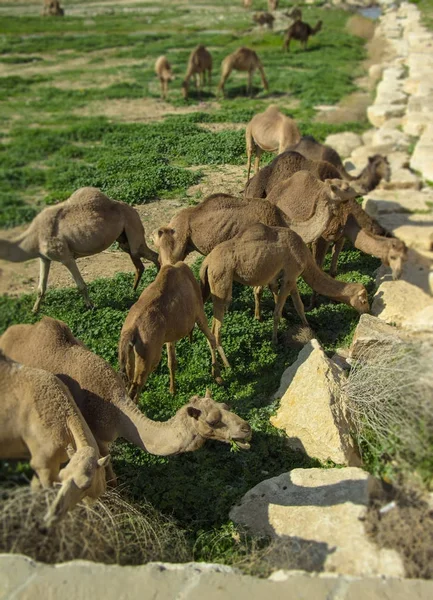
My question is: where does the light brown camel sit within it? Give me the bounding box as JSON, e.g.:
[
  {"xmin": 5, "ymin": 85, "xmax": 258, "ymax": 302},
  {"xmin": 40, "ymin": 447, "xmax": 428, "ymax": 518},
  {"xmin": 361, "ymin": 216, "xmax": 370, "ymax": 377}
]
[
  {"xmin": 182, "ymin": 45, "xmax": 212, "ymax": 101},
  {"xmin": 253, "ymin": 12, "xmax": 275, "ymax": 30},
  {"xmin": 42, "ymin": 0, "xmax": 64, "ymax": 16},
  {"xmin": 200, "ymin": 223, "xmax": 369, "ymax": 346},
  {"xmin": 0, "ymin": 187, "xmax": 159, "ymax": 313},
  {"xmin": 0, "ymin": 350, "xmax": 109, "ymax": 526},
  {"xmin": 243, "ymin": 0, "xmax": 252, "ymax": 8},
  {"xmin": 286, "ymin": 136, "xmax": 391, "ymax": 185},
  {"xmin": 244, "ymin": 150, "xmax": 390, "ymax": 197},
  {"xmin": 118, "ymin": 243, "xmax": 229, "ymax": 399},
  {"xmin": 283, "ymin": 19, "xmax": 323, "ymax": 52},
  {"xmin": 245, "ymin": 105, "xmax": 301, "ymax": 183},
  {"xmin": 217, "ymin": 47, "xmax": 269, "ymax": 98},
  {"xmin": 0, "ymin": 317, "xmax": 252, "ymax": 487},
  {"xmin": 155, "ymin": 55, "xmax": 175, "ymax": 100}
]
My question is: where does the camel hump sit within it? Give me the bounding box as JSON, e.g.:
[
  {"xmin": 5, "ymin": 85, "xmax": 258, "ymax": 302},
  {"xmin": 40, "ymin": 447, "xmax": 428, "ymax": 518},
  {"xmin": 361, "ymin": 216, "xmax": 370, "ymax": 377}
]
[
  {"xmin": 238, "ymin": 222, "xmax": 274, "ymax": 243},
  {"xmin": 68, "ymin": 187, "xmax": 109, "ymax": 203},
  {"xmin": 38, "ymin": 316, "xmax": 80, "ymax": 348}
]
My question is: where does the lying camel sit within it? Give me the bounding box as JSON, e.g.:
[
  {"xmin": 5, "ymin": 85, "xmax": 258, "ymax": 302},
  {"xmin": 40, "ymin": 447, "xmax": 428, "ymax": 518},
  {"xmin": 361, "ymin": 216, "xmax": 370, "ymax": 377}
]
[
  {"xmin": 0, "ymin": 317, "xmax": 252, "ymax": 486},
  {"xmin": 283, "ymin": 19, "xmax": 322, "ymax": 52},
  {"xmin": 200, "ymin": 223, "xmax": 369, "ymax": 346},
  {"xmin": 0, "ymin": 187, "xmax": 159, "ymax": 313},
  {"xmin": 118, "ymin": 242, "xmax": 229, "ymax": 399},
  {"xmin": 245, "ymin": 105, "xmax": 301, "ymax": 183},
  {"xmin": 244, "ymin": 150, "xmax": 390, "ymax": 197},
  {"xmin": 286, "ymin": 136, "xmax": 391, "ymax": 186},
  {"xmin": 0, "ymin": 350, "xmax": 109, "ymax": 526},
  {"xmin": 182, "ymin": 45, "xmax": 212, "ymax": 100},
  {"xmin": 155, "ymin": 56, "xmax": 174, "ymax": 100},
  {"xmin": 217, "ymin": 47, "xmax": 269, "ymax": 98},
  {"xmin": 42, "ymin": 0, "xmax": 64, "ymax": 16},
  {"xmin": 253, "ymin": 12, "xmax": 275, "ymax": 29}
]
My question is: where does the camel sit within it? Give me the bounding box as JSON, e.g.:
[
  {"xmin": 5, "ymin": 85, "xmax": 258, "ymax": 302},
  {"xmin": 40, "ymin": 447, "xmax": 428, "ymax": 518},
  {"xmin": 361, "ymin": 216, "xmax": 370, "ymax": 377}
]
[
  {"xmin": 253, "ymin": 12, "xmax": 275, "ymax": 30},
  {"xmin": 244, "ymin": 150, "xmax": 390, "ymax": 197},
  {"xmin": 42, "ymin": 0, "xmax": 64, "ymax": 16},
  {"xmin": 118, "ymin": 243, "xmax": 229, "ymax": 399},
  {"xmin": 200, "ymin": 223, "xmax": 369, "ymax": 346},
  {"xmin": 217, "ymin": 47, "xmax": 269, "ymax": 98},
  {"xmin": 286, "ymin": 136, "xmax": 391, "ymax": 186},
  {"xmin": 286, "ymin": 7, "xmax": 302, "ymax": 21},
  {"xmin": 155, "ymin": 56, "xmax": 174, "ymax": 100},
  {"xmin": 243, "ymin": 0, "xmax": 252, "ymax": 8},
  {"xmin": 0, "ymin": 350, "xmax": 109, "ymax": 526},
  {"xmin": 0, "ymin": 187, "xmax": 159, "ymax": 313},
  {"xmin": 283, "ymin": 19, "xmax": 323, "ymax": 52},
  {"xmin": 182, "ymin": 45, "xmax": 212, "ymax": 101},
  {"xmin": 268, "ymin": 0, "xmax": 279, "ymax": 10},
  {"xmin": 0, "ymin": 317, "xmax": 252, "ymax": 486},
  {"xmin": 245, "ymin": 105, "xmax": 301, "ymax": 183}
]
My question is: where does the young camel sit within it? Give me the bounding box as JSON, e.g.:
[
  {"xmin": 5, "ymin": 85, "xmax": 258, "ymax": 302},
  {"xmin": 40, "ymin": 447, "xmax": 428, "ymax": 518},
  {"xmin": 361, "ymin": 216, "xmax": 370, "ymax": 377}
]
[
  {"xmin": 286, "ymin": 136, "xmax": 392, "ymax": 185},
  {"xmin": 253, "ymin": 12, "xmax": 275, "ymax": 30},
  {"xmin": 155, "ymin": 56, "xmax": 174, "ymax": 100},
  {"xmin": 0, "ymin": 187, "xmax": 159, "ymax": 313},
  {"xmin": 42, "ymin": 0, "xmax": 64, "ymax": 16},
  {"xmin": 0, "ymin": 317, "xmax": 252, "ymax": 486},
  {"xmin": 283, "ymin": 19, "xmax": 323, "ymax": 52},
  {"xmin": 200, "ymin": 223, "xmax": 369, "ymax": 346},
  {"xmin": 244, "ymin": 150, "xmax": 390, "ymax": 197},
  {"xmin": 245, "ymin": 105, "xmax": 301, "ymax": 183},
  {"xmin": 118, "ymin": 241, "xmax": 229, "ymax": 399},
  {"xmin": 217, "ymin": 47, "xmax": 269, "ymax": 98},
  {"xmin": 0, "ymin": 350, "xmax": 109, "ymax": 526},
  {"xmin": 182, "ymin": 45, "xmax": 212, "ymax": 100}
]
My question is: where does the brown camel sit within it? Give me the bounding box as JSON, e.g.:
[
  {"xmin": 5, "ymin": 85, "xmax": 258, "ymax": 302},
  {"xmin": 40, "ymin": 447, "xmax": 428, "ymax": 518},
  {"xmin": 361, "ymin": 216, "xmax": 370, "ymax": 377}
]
[
  {"xmin": 155, "ymin": 56, "xmax": 175, "ymax": 100},
  {"xmin": 217, "ymin": 47, "xmax": 269, "ymax": 98},
  {"xmin": 244, "ymin": 150, "xmax": 390, "ymax": 197},
  {"xmin": 285, "ymin": 7, "xmax": 302, "ymax": 21},
  {"xmin": 286, "ymin": 136, "xmax": 391, "ymax": 185},
  {"xmin": 200, "ymin": 223, "xmax": 369, "ymax": 346},
  {"xmin": 283, "ymin": 19, "xmax": 323, "ymax": 52},
  {"xmin": 0, "ymin": 350, "xmax": 108, "ymax": 526},
  {"xmin": 182, "ymin": 45, "xmax": 212, "ymax": 100},
  {"xmin": 118, "ymin": 242, "xmax": 229, "ymax": 399},
  {"xmin": 42, "ymin": 0, "xmax": 64, "ymax": 16},
  {"xmin": 245, "ymin": 105, "xmax": 301, "ymax": 183},
  {"xmin": 253, "ymin": 12, "xmax": 275, "ymax": 29},
  {"xmin": 0, "ymin": 187, "xmax": 159, "ymax": 313},
  {"xmin": 0, "ymin": 317, "xmax": 252, "ymax": 487}
]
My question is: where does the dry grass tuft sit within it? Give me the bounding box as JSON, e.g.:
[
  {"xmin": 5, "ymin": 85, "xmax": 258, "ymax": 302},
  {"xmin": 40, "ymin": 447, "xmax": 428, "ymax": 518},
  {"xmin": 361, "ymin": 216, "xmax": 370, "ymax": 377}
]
[{"xmin": 0, "ymin": 486, "xmax": 191, "ymax": 565}]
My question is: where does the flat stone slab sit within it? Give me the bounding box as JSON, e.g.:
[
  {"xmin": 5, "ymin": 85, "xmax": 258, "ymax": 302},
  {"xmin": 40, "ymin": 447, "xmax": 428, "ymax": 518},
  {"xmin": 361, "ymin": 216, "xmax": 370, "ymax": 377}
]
[
  {"xmin": 363, "ymin": 189, "xmax": 432, "ymax": 215},
  {"xmin": 369, "ymin": 211, "xmax": 433, "ymax": 251},
  {"xmin": 372, "ymin": 280, "xmax": 433, "ymax": 326}
]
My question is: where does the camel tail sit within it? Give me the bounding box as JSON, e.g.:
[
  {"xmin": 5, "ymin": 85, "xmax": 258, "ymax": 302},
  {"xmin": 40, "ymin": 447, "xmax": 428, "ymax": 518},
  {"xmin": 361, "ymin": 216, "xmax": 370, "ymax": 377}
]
[
  {"xmin": 199, "ymin": 258, "xmax": 211, "ymax": 303},
  {"xmin": 118, "ymin": 332, "xmax": 136, "ymax": 387},
  {"xmin": 301, "ymin": 252, "xmax": 344, "ymax": 301}
]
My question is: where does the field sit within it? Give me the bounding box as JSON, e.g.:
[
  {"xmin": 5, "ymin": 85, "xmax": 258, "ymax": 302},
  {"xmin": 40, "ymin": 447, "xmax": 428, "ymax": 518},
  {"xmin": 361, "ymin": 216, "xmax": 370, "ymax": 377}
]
[{"xmin": 0, "ymin": 0, "xmax": 382, "ymax": 566}]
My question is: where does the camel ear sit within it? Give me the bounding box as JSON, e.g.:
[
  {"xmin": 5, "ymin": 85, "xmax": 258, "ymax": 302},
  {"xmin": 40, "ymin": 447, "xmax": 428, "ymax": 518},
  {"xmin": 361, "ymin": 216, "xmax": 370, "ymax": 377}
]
[
  {"xmin": 205, "ymin": 388, "xmax": 212, "ymax": 399},
  {"xmin": 98, "ymin": 455, "xmax": 111, "ymax": 468},
  {"xmin": 187, "ymin": 406, "xmax": 202, "ymax": 420}
]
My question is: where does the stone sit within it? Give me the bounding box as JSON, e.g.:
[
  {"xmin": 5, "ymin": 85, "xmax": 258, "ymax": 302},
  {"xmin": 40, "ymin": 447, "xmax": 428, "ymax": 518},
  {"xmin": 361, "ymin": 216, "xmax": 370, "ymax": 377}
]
[
  {"xmin": 371, "ymin": 127, "xmax": 411, "ymax": 152},
  {"xmin": 323, "ymin": 132, "xmax": 362, "ymax": 159},
  {"xmin": 363, "ymin": 189, "xmax": 431, "ymax": 215},
  {"xmin": 270, "ymin": 340, "xmax": 361, "ymax": 466},
  {"xmin": 371, "ymin": 280, "xmax": 433, "ymax": 326},
  {"xmin": 386, "ymin": 151, "xmax": 410, "ymax": 172},
  {"xmin": 376, "ymin": 247, "xmax": 433, "ymax": 296},
  {"xmin": 367, "ymin": 104, "xmax": 406, "ymax": 128},
  {"xmin": 230, "ymin": 468, "xmax": 404, "ymax": 577},
  {"xmin": 410, "ymin": 139, "xmax": 433, "ymax": 182},
  {"xmin": 402, "ymin": 305, "xmax": 433, "ymax": 335},
  {"xmin": 368, "ymin": 64, "xmax": 383, "ymax": 82},
  {"xmin": 382, "ymin": 168, "xmax": 421, "ymax": 190},
  {"xmin": 349, "ymin": 314, "xmax": 405, "ymax": 360}
]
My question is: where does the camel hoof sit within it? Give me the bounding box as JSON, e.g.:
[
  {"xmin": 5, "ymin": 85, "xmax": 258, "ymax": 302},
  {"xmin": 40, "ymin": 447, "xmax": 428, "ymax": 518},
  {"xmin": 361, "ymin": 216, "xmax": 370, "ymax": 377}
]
[{"xmin": 214, "ymin": 375, "xmax": 224, "ymax": 386}]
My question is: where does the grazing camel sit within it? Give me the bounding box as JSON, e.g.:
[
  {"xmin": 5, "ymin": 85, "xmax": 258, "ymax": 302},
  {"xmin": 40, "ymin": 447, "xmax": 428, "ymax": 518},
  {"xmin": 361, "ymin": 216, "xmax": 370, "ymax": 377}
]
[
  {"xmin": 245, "ymin": 105, "xmax": 301, "ymax": 183},
  {"xmin": 0, "ymin": 187, "xmax": 159, "ymax": 313},
  {"xmin": 118, "ymin": 243, "xmax": 229, "ymax": 399},
  {"xmin": 0, "ymin": 350, "xmax": 109, "ymax": 526},
  {"xmin": 253, "ymin": 12, "xmax": 275, "ymax": 29},
  {"xmin": 283, "ymin": 19, "xmax": 323, "ymax": 52},
  {"xmin": 182, "ymin": 45, "xmax": 212, "ymax": 100},
  {"xmin": 155, "ymin": 56, "xmax": 174, "ymax": 100},
  {"xmin": 42, "ymin": 0, "xmax": 64, "ymax": 16},
  {"xmin": 286, "ymin": 136, "xmax": 391, "ymax": 186},
  {"xmin": 200, "ymin": 223, "xmax": 369, "ymax": 346},
  {"xmin": 217, "ymin": 47, "xmax": 269, "ymax": 98},
  {"xmin": 244, "ymin": 150, "xmax": 390, "ymax": 197},
  {"xmin": 0, "ymin": 317, "xmax": 252, "ymax": 486}
]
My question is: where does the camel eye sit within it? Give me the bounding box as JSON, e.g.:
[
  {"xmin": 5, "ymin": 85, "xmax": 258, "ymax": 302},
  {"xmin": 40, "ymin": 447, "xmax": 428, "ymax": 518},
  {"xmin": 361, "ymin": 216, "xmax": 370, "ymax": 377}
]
[{"xmin": 207, "ymin": 419, "xmax": 220, "ymax": 427}]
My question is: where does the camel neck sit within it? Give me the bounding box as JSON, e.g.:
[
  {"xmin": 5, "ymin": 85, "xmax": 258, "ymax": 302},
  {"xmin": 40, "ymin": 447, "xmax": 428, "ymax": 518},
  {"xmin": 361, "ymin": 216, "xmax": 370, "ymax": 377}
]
[
  {"xmin": 116, "ymin": 399, "xmax": 202, "ymax": 456},
  {"xmin": 0, "ymin": 232, "xmax": 38, "ymax": 262}
]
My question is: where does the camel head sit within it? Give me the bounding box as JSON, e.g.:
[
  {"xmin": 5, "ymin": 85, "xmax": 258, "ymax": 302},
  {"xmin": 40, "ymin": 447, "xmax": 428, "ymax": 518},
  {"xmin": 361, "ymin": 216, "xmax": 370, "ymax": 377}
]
[
  {"xmin": 181, "ymin": 80, "xmax": 189, "ymax": 100},
  {"xmin": 369, "ymin": 155, "xmax": 391, "ymax": 182},
  {"xmin": 183, "ymin": 390, "xmax": 252, "ymax": 451},
  {"xmin": 154, "ymin": 227, "xmax": 179, "ymax": 265},
  {"xmin": 324, "ymin": 179, "xmax": 358, "ymax": 204},
  {"xmin": 44, "ymin": 448, "xmax": 110, "ymax": 527},
  {"xmin": 314, "ymin": 20, "xmax": 323, "ymax": 34},
  {"xmin": 385, "ymin": 238, "xmax": 408, "ymax": 280},
  {"xmin": 348, "ymin": 285, "xmax": 370, "ymax": 314}
]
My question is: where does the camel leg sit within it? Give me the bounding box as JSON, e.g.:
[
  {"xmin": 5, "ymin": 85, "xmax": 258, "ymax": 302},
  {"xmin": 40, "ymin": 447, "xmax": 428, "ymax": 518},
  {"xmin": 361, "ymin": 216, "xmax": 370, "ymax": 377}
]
[
  {"xmin": 254, "ymin": 147, "xmax": 264, "ymax": 174},
  {"xmin": 210, "ymin": 296, "xmax": 230, "ymax": 367},
  {"xmin": 32, "ymin": 257, "xmax": 51, "ymax": 313},
  {"xmin": 129, "ymin": 254, "xmax": 144, "ymax": 291},
  {"xmin": 128, "ymin": 347, "xmax": 156, "ymax": 402},
  {"xmin": 283, "ymin": 35, "xmax": 290, "ymax": 52},
  {"xmin": 290, "ymin": 285, "xmax": 309, "ymax": 327},
  {"xmin": 99, "ymin": 441, "xmax": 116, "ymax": 488},
  {"xmin": 63, "ymin": 258, "xmax": 93, "ymax": 309},
  {"xmin": 272, "ymin": 278, "xmax": 294, "ymax": 345},
  {"xmin": 253, "ymin": 286, "xmax": 263, "ymax": 321},
  {"xmin": 247, "ymin": 70, "xmax": 253, "ymax": 97},
  {"xmin": 257, "ymin": 64, "xmax": 269, "ymax": 94},
  {"xmin": 217, "ymin": 68, "xmax": 230, "ymax": 97},
  {"xmin": 195, "ymin": 312, "xmax": 226, "ymax": 381},
  {"xmin": 208, "ymin": 68, "xmax": 212, "ymax": 87},
  {"xmin": 166, "ymin": 342, "xmax": 177, "ymax": 395},
  {"xmin": 308, "ymin": 237, "xmax": 329, "ymax": 310},
  {"xmin": 329, "ymin": 237, "xmax": 345, "ymax": 278}
]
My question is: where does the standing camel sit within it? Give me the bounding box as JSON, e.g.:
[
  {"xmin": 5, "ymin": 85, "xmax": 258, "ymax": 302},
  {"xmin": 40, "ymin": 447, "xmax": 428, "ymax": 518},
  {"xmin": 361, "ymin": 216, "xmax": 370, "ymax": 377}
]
[
  {"xmin": 217, "ymin": 47, "xmax": 269, "ymax": 98},
  {"xmin": 245, "ymin": 105, "xmax": 301, "ymax": 183},
  {"xmin": 253, "ymin": 12, "xmax": 275, "ymax": 30},
  {"xmin": 0, "ymin": 187, "xmax": 159, "ymax": 313},
  {"xmin": 283, "ymin": 19, "xmax": 322, "ymax": 52},
  {"xmin": 155, "ymin": 56, "xmax": 175, "ymax": 100},
  {"xmin": 182, "ymin": 45, "xmax": 212, "ymax": 100},
  {"xmin": 42, "ymin": 0, "xmax": 64, "ymax": 16}
]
